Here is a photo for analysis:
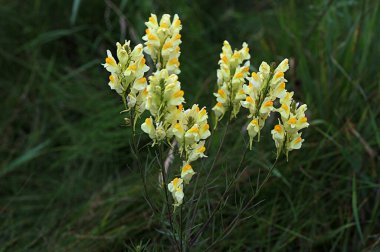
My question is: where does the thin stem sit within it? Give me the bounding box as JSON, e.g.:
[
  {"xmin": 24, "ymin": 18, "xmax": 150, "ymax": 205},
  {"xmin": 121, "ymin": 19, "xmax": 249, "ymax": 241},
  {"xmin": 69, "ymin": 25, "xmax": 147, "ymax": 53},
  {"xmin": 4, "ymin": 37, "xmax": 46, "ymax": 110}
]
[
  {"xmin": 180, "ymin": 205, "xmax": 183, "ymax": 252},
  {"xmin": 188, "ymin": 145, "xmax": 248, "ymax": 247},
  {"xmin": 158, "ymin": 144, "xmax": 181, "ymax": 252},
  {"xmin": 206, "ymin": 160, "xmax": 278, "ymax": 250},
  {"xmin": 124, "ymin": 98, "xmax": 157, "ymax": 214},
  {"xmin": 131, "ymin": 132, "xmax": 158, "ymax": 214},
  {"xmin": 187, "ymin": 116, "xmax": 231, "ymax": 246}
]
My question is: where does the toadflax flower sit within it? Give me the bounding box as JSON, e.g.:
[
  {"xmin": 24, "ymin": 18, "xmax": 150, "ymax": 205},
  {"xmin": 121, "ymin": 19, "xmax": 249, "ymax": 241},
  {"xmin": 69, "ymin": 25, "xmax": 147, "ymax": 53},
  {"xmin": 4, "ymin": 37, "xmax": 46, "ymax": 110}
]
[
  {"xmin": 103, "ymin": 41, "xmax": 150, "ymax": 125},
  {"xmin": 271, "ymin": 92, "xmax": 309, "ymax": 159},
  {"xmin": 168, "ymin": 177, "xmax": 184, "ymax": 207},
  {"xmin": 181, "ymin": 163, "xmax": 195, "ymax": 184},
  {"xmin": 143, "ymin": 14, "xmax": 182, "ymax": 74},
  {"xmin": 141, "ymin": 69, "xmax": 185, "ymax": 144},
  {"xmin": 169, "ymin": 104, "xmax": 210, "ymax": 159},
  {"xmin": 240, "ymin": 59, "xmax": 290, "ymax": 149},
  {"xmin": 166, "ymin": 104, "xmax": 211, "ymax": 203},
  {"xmin": 212, "ymin": 40, "xmax": 251, "ymax": 121}
]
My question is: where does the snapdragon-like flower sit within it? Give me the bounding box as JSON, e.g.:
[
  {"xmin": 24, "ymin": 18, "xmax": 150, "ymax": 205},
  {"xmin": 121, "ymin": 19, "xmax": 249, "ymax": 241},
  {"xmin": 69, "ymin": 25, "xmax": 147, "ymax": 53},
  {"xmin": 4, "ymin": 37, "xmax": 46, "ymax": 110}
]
[
  {"xmin": 171, "ymin": 105, "xmax": 210, "ymax": 145},
  {"xmin": 181, "ymin": 163, "xmax": 195, "ymax": 184},
  {"xmin": 168, "ymin": 177, "xmax": 184, "ymax": 207},
  {"xmin": 212, "ymin": 40, "xmax": 251, "ymax": 121},
  {"xmin": 143, "ymin": 14, "xmax": 182, "ymax": 74},
  {"xmin": 103, "ymin": 41, "xmax": 150, "ymax": 124},
  {"xmin": 241, "ymin": 59, "xmax": 289, "ymax": 149},
  {"xmin": 271, "ymin": 93, "xmax": 309, "ymax": 159},
  {"xmin": 141, "ymin": 69, "xmax": 185, "ymax": 144},
  {"xmin": 166, "ymin": 104, "xmax": 211, "ymax": 188}
]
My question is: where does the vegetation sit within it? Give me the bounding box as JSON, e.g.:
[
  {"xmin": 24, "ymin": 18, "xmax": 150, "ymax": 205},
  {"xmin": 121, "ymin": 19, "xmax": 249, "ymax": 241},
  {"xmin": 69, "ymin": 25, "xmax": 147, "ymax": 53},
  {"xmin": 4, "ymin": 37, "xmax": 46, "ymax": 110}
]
[{"xmin": 0, "ymin": 0, "xmax": 379, "ymax": 251}]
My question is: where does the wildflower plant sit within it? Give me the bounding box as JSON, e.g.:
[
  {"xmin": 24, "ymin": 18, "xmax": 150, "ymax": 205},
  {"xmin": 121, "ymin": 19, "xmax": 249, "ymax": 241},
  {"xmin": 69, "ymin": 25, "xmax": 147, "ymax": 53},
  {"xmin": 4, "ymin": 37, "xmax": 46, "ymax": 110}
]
[
  {"xmin": 212, "ymin": 41, "xmax": 251, "ymax": 121},
  {"xmin": 103, "ymin": 13, "xmax": 308, "ymax": 251}
]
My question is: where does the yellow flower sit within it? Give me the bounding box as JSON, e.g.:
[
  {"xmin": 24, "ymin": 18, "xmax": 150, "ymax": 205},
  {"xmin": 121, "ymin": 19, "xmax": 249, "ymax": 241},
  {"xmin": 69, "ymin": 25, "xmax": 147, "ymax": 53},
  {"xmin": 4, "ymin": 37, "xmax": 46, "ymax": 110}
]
[
  {"xmin": 168, "ymin": 177, "xmax": 184, "ymax": 207},
  {"xmin": 288, "ymin": 133, "xmax": 304, "ymax": 151},
  {"xmin": 240, "ymin": 95, "xmax": 256, "ymax": 115},
  {"xmin": 181, "ymin": 105, "xmax": 211, "ymax": 145},
  {"xmin": 143, "ymin": 14, "xmax": 182, "ymax": 74},
  {"xmin": 181, "ymin": 163, "xmax": 196, "ymax": 184},
  {"xmin": 187, "ymin": 140, "xmax": 207, "ymax": 162},
  {"xmin": 271, "ymin": 123, "xmax": 285, "ymax": 157},
  {"xmin": 145, "ymin": 69, "xmax": 184, "ymax": 118},
  {"xmin": 259, "ymin": 98, "xmax": 274, "ymax": 116},
  {"xmin": 141, "ymin": 117, "xmax": 166, "ymax": 144},
  {"xmin": 103, "ymin": 40, "xmax": 150, "ymax": 121},
  {"xmin": 141, "ymin": 117, "xmax": 155, "ymax": 140},
  {"xmin": 213, "ymin": 40, "xmax": 251, "ymax": 120},
  {"xmin": 108, "ymin": 74, "xmax": 123, "ymax": 94},
  {"xmin": 212, "ymin": 102, "xmax": 226, "ymax": 119},
  {"xmin": 277, "ymin": 91, "xmax": 293, "ymax": 120},
  {"xmin": 247, "ymin": 117, "xmax": 260, "ymax": 149},
  {"xmin": 104, "ymin": 50, "xmax": 118, "ymax": 73}
]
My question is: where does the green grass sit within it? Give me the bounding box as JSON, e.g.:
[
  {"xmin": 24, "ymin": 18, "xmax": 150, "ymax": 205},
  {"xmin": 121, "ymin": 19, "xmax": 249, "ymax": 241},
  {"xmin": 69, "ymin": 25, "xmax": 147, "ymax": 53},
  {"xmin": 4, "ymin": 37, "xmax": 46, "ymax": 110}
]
[{"xmin": 1, "ymin": 0, "xmax": 379, "ymax": 251}]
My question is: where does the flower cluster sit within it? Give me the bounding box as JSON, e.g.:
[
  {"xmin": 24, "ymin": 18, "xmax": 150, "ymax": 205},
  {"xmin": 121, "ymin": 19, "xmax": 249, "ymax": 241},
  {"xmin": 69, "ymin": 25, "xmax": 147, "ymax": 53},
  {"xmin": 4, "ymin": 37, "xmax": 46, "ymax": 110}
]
[
  {"xmin": 240, "ymin": 59, "xmax": 289, "ymax": 149},
  {"xmin": 212, "ymin": 40, "xmax": 251, "ymax": 121},
  {"xmin": 103, "ymin": 41, "xmax": 150, "ymax": 125},
  {"xmin": 164, "ymin": 104, "xmax": 211, "ymax": 206},
  {"xmin": 143, "ymin": 14, "xmax": 182, "ymax": 74},
  {"xmin": 141, "ymin": 69, "xmax": 185, "ymax": 144},
  {"xmin": 142, "ymin": 14, "xmax": 210, "ymax": 207},
  {"xmin": 103, "ymin": 13, "xmax": 309, "ymax": 209},
  {"xmin": 271, "ymin": 91, "xmax": 309, "ymax": 159}
]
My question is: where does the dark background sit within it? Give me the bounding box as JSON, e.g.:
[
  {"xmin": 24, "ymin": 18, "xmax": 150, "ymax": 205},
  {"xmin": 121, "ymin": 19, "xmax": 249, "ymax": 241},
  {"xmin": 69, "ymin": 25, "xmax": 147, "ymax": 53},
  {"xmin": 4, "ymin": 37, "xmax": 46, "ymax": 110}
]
[{"xmin": 0, "ymin": 0, "xmax": 379, "ymax": 251}]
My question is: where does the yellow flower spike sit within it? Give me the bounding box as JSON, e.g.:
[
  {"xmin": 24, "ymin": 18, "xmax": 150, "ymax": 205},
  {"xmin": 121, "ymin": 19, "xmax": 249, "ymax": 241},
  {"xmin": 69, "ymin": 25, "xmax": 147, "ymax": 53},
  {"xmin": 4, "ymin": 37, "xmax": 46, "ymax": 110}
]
[
  {"xmin": 213, "ymin": 40, "xmax": 251, "ymax": 120},
  {"xmin": 143, "ymin": 14, "xmax": 182, "ymax": 74}
]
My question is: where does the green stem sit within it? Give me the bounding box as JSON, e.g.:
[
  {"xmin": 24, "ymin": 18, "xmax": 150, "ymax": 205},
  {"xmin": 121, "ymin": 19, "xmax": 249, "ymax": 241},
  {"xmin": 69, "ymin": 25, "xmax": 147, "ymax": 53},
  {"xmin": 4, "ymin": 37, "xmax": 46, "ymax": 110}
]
[
  {"xmin": 206, "ymin": 160, "xmax": 278, "ymax": 250},
  {"xmin": 158, "ymin": 144, "xmax": 181, "ymax": 251},
  {"xmin": 188, "ymin": 144, "xmax": 248, "ymax": 247},
  {"xmin": 187, "ymin": 115, "xmax": 231, "ymax": 246}
]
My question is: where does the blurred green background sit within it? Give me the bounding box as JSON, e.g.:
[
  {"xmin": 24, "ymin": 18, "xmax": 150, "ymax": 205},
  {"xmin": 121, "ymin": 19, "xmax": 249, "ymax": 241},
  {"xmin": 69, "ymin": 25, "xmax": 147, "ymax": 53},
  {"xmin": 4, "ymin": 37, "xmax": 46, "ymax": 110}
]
[{"xmin": 1, "ymin": 0, "xmax": 379, "ymax": 251}]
